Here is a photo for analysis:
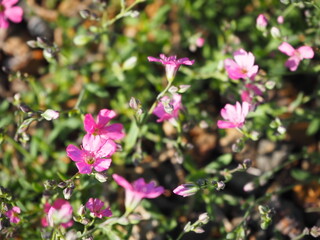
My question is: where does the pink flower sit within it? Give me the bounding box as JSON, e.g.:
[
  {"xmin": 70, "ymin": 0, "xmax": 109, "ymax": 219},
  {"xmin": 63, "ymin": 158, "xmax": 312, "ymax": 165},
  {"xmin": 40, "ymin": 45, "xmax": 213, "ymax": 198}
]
[
  {"xmin": 0, "ymin": 0, "xmax": 23, "ymax": 29},
  {"xmin": 217, "ymin": 101, "xmax": 250, "ymax": 129},
  {"xmin": 256, "ymin": 14, "xmax": 268, "ymax": 28},
  {"xmin": 148, "ymin": 54, "xmax": 195, "ymax": 81},
  {"xmin": 153, "ymin": 94, "xmax": 182, "ymax": 123},
  {"xmin": 196, "ymin": 37, "xmax": 205, "ymax": 48},
  {"xmin": 66, "ymin": 134, "xmax": 116, "ymax": 174},
  {"xmin": 5, "ymin": 206, "xmax": 20, "ymax": 224},
  {"xmin": 173, "ymin": 184, "xmax": 199, "ymax": 197},
  {"xmin": 112, "ymin": 174, "xmax": 164, "ymax": 213},
  {"xmin": 84, "ymin": 109, "xmax": 125, "ymax": 141},
  {"xmin": 85, "ymin": 198, "xmax": 112, "ymax": 218},
  {"xmin": 277, "ymin": 16, "xmax": 284, "ymax": 24},
  {"xmin": 224, "ymin": 49, "xmax": 259, "ymax": 80},
  {"xmin": 42, "ymin": 199, "xmax": 73, "ymax": 228},
  {"xmin": 278, "ymin": 42, "xmax": 314, "ymax": 71}
]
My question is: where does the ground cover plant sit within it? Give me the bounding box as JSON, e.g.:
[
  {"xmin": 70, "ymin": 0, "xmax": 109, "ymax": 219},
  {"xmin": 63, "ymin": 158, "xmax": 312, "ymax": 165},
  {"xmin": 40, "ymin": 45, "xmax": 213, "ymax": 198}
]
[{"xmin": 0, "ymin": 0, "xmax": 320, "ymax": 239}]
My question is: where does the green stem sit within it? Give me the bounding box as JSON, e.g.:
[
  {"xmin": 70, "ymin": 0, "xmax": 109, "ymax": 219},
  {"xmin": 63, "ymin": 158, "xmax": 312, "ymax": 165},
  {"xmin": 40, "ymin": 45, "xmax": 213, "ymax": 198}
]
[{"xmin": 74, "ymin": 87, "xmax": 86, "ymax": 110}]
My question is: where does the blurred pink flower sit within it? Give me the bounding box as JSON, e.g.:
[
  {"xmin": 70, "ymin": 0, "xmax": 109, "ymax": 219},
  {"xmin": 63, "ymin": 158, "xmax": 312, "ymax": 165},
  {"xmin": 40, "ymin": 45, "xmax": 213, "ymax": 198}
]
[
  {"xmin": 5, "ymin": 206, "xmax": 20, "ymax": 224},
  {"xmin": 173, "ymin": 183, "xmax": 199, "ymax": 197},
  {"xmin": 113, "ymin": 174, "xmax": 164, "ymax": 213},
  {"xmin": 278, "ymin": 42, "xmax": 314, "ymax": 71},
  {"xmin": 256, "ymin": 14, "xmax": 268, "ymax": 28},
  {"xmin": 196, "ymin": 37, "xmax": 205, "ymax": 47},
  {"xmin": 217, "ymin": 101, "xmax": 250, "ymax": 129},
  {"xmin": 148, "ymin": 54, "xmax": 194, "ymax": 81},
  {"xmin": 66, "ymin": 134, "xmax": 116, "ymax": 174},
  {"xmin": 42, "ymin": 199, "xmax": 73, "ymax": 228},
  {"xmin": 153, "ymin": 94, "xmax": 182, "ymax": 123},
  {"xmin": 0, "ymin": 0, "xmax": 23, "ymax": 28},
  {"xmin": 84, "ymin": 109, "xmax": 125, "ymax": 141},
  {"xmin": 86, "ymin": 198, "xmax": 112, "ymax": 218},
  {"xmin": 277, "ymin": 16, "xmax": 284, "ymax": 24},
  {"xmin": 224, "ymin": 49, "xmax": 259, "ymax": 80}
]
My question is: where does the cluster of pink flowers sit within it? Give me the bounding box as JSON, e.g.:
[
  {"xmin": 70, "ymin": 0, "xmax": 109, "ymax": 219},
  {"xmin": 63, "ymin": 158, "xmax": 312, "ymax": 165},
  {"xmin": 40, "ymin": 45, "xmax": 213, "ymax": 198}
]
[
  {"xmin": 66, "ymin": 109, "xmax": 124, "ymax": 174},
  {"xmin": 5, "ymin": 206, "xmax": 21, "ymax": 224},
  {"xmin": 0, "ymin": 0, "xmax": 23, "ymax": 28},
  {"xmin": 86, "ymin": 198, "xmax": 112, "ymax": 218},
  {"xmin": 153, "ymin": 93, "xmax": 183, "ymax": 123}
]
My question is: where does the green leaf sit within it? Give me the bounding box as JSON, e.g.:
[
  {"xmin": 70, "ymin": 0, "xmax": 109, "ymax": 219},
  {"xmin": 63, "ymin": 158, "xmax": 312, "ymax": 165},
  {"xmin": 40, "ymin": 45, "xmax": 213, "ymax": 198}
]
[
  {"xmin": 204, "ymin": 154, "xmax": 233, "ymax": 173},
  {"xmin": 307, "ymin": 118, "xmax": 320, "ymax": 136},
  {"xmin": 124, "ymin": 119, "xmax": 139, "ymax": 152},
  {"xmin": 290, "ymin": 169, "xmax": 311, "ymax": 181}
]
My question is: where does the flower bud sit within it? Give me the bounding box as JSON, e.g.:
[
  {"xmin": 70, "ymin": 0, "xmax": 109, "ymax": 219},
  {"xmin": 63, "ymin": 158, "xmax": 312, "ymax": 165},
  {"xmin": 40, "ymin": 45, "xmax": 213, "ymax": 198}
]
[
  {"xmin": 77, "ymin": 204, "xmax": 86, "ymax": 216},
  {"xmin": 73, "ymin": 35, "xmax": 93, "ymax": 46},
  {"xmin": 173, "ymin": 183, "xmax": 199, "ymax": 197},
  {"xmin": 41, "ymin": 109, "xmax": 60, "ymax": 121},
  {"xmin": 193, "ymin": 227, "xmax": 205, "ymax": 234},
  {"xmin": 63, "ymin": 187, "xmax": 74, "ymax": 200},
  {"xmin": 178, "ymin": 85, "xmax": 191, "ymax": 93},
  {"xmin": 198, "ymin": 212, "xmax": 209, "ymax": 224},
  {"xmin": 94, "ymin": 172, "xmax": 108, "ymax": 182},
  {"xmin": 243, "ymin": 159, "xmax": 252, "ymax": 169},
  {"xmin": 79, "ymin": 9, "xmax": 91, "ymax": 19},
  {"xmin": 129, "ymin": 97, "xmax": 140, "ymax": 110}
]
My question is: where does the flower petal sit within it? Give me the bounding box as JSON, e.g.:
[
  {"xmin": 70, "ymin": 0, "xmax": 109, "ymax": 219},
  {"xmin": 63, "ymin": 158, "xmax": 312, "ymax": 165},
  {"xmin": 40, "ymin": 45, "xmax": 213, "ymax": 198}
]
[
  {"xmin": 94, "ymin": 158, "xmax": 112, "ymax": 172},
  {"xmin": 66, "ymin": 144, "xmax": 83, "ymax": 162},
  {"xmin": 83, "ymin": 114, "xmax": 96, "ymax": 134},
  {"xmin": 297, "ymin": 46, "xmax": 314, "ymax": 59},
  {"xmin": 4, "ymin": 6, "xmax": 23, "ymax": 23},
  {"xmin": 278, "ymin": 42, "xmax": 295, "ymax": 56},
  {"xmin": 97, "ymin": 109, "xmax": 116, "ymax": 128},
  {"xmin": 285, "ymin": 56, "xmax": 300, "ymax": 71},
  {"xmin": 113, "ymin": 174, "xmax": 133, "ymax": 190},
  {"xmin": 76, "ymin": 162, "xmax": 92, "ymax": 174}
]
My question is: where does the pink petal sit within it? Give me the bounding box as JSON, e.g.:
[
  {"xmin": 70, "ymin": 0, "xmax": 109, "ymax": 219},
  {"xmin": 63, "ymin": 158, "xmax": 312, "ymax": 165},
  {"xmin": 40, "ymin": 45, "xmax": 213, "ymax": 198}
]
[
  {"xmin": 241, "ymin": 102, "xmax": 250, "ymax": 118},
  {"xmin": 247, "ymin": 65, "xmax": 259, "ymax": 78},
  {"xmin": 95, "ymin": 139, "xmax": 116, "ymax": 158},
  {"xmin": 83, "ymin": 114, "xmax": 96, "ymax": 134},
  {"xmin": 297, "ymin": 46, "xmax": 314, "ymax": 59},
  {"xmin": 2, "ymin": 0, "xmax": 19, "ymax": 7},
  {"xmin": 147, "ymin": 56, "xmax": 161, "ymax": 62},
  {"xmin": 100, "ymin": 207, "xmax": 112, "ymax": 217},
  {"xmin": 97, "ymin": 109, "xmax": 116, "ymax": 128},
  {"xmin": 278, "ymin": 42, "xmax": 295, "ymax": 56},
  {"xmin": 5, "ymin": 6, "xmax": 23, "ymax": 23},
  {"xmin": 82, "ymin": 134, "xmax": 105, "ymax": 153},
  {"xmin": 285, "ymin": 56, "xmax": 300, "ymax": 71},
  {"xmin": 217, "ymin": 120, "xmax": 238, "ymax": 129},
  {"xmin": 144, "ymin": 186, "xmax": 164, "ymax": 198},
  {"xmin": 113, "ymin": 174, "xmax": 133, "ymax": 190},
  {"xmin": 94, "ymin": 158, "xmax": 112, "ymax": 172},
  {"xmin": 101, "ymin": 123, "xmax": 125, "ymax": 140},
  {"xmin": 0, "ymin": 14, "xmax": 9, "ymax": 28},
  {"xmin": 76, "ymin": 162, "xmax": 92, "ymax": 174},
  {"xmin": 66, "ymin": 145, "xmax": 83, "ymax": 162}
]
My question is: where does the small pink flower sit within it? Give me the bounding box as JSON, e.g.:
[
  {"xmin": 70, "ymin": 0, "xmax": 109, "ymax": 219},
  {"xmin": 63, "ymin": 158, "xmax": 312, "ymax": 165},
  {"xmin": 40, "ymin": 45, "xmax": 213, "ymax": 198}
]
[
  {"xmin": 256, "ymin": 14, "xmax": 268, "ymax": 28},
  {"xmin": 42, "ymin": 199, "xmax": 73, "ymax": 228},
  {"xmin": 66, "ymin": 134, "xmax": 116, "ymax": 174},
  {"xmin": 224, "ymin": 49, "xmax": 259, "ymax": 80},
  {"xmin": 277, "ymin": 16, "xmax": 284, "ymax": 24},
  {"xmin": 153, "ymin": 94, "xmax": 182, "ymax": 123},
  {"xmin": 5, "ymin": 206, "xmax": 20, "ymax": 224},
  {"xmin": 84, "ymin": 108, "xmax": 125, "ymax": 141},
  {"xmin": 0, "ymin": 0, "xmax": 23, "ymax": 29},
  {"xmin": 196, "ymin": 37, "xmax": 205, "ymax": 48},
  {"xmin": 85, "ymin": 198, "xmax": 112, "ymax": 218},
  {"xmin": 217, "ymin": 101, "xmax": 250, "ymax": 129},
  {"xmin": 113, "ymin": 174, "xmax": 164, "ymax": 212},
  {"xmin": 148, "ymin": 54, "xmax": 195, "ymax": 81},
  {"xmin": 173, "ymin": 184, "xmax": 199, "ymax": 197},
  {"xmin": 278, "ymin": 42, "xmax": 314, "ymax": 71}
]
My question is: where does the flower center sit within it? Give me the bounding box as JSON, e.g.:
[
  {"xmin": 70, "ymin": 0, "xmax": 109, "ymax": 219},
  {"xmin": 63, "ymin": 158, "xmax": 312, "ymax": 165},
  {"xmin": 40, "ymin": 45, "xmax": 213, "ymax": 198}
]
[
  {"xmin": 0, "ymin": 4, "xmax": 5, "ymax": 12},
  {"xmin": 241, "ymin": 68, "xmax": 248, "ymax": 74},
  {"xmin": 85, "ymin": 154, "xmax": 95, "ymax": 165}
]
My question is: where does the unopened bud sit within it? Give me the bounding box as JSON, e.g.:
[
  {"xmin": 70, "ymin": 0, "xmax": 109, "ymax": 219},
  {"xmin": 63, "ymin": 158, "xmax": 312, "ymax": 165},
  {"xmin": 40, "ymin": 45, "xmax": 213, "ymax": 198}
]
[
  {"xmin": 41, "ymin": 109, "xmax": 60, "ymax": 121},
  {"xmin": 193, "ymin": 227, "xmax": 205, "ymax": 234},
  {"xmin": 63, "ymin": 187, "xmax": 74, "ymax": 200},
  {"xmin": 57, "ymin": 181, "xmax": 67, "ymax": 189},
  {"xmin": 94, "ymin": 172, "xmax": 108, "ymax": 182},
  {"xmin": 79, "ymin": 9, "xmax": 91, "ymax": 19},
  {"xmin": 198, "ymin": 212, "xmax": 209, "ymax": 224},
  {"xmin": 168, "ymin": 86, "xmax": 178, "ymax": 93},
  {"xmin": 77, "ymin": 204, "xmax": 86, "ymax": 216},
  {"xmin": 27, "ymin": 40, "xmax": 38, "ymax": 48},
  {"xmin": 243, "ymin": 159, "xmax": 252, "ymax": 169},
  {"xmin": 216, "ymin": 181, "xmax": 225, "ymax": 191},
  {"xmin": 19, "ymin": 103, "xmax": 33, "ymax": 113},
  {"xmin": 178, "ymin": 85, "xmax": 191, "ymax": 93},
  {"xmin": 129, "ymin": 97, "xmax": 140, "ymax": 110}
]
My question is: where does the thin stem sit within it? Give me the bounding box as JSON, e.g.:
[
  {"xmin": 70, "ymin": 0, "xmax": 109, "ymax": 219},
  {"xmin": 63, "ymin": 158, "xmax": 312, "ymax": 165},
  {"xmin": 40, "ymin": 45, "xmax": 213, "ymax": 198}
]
[{"xmin": 74, "ymin": 87, "xmax": 86, "ymax": 110}]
